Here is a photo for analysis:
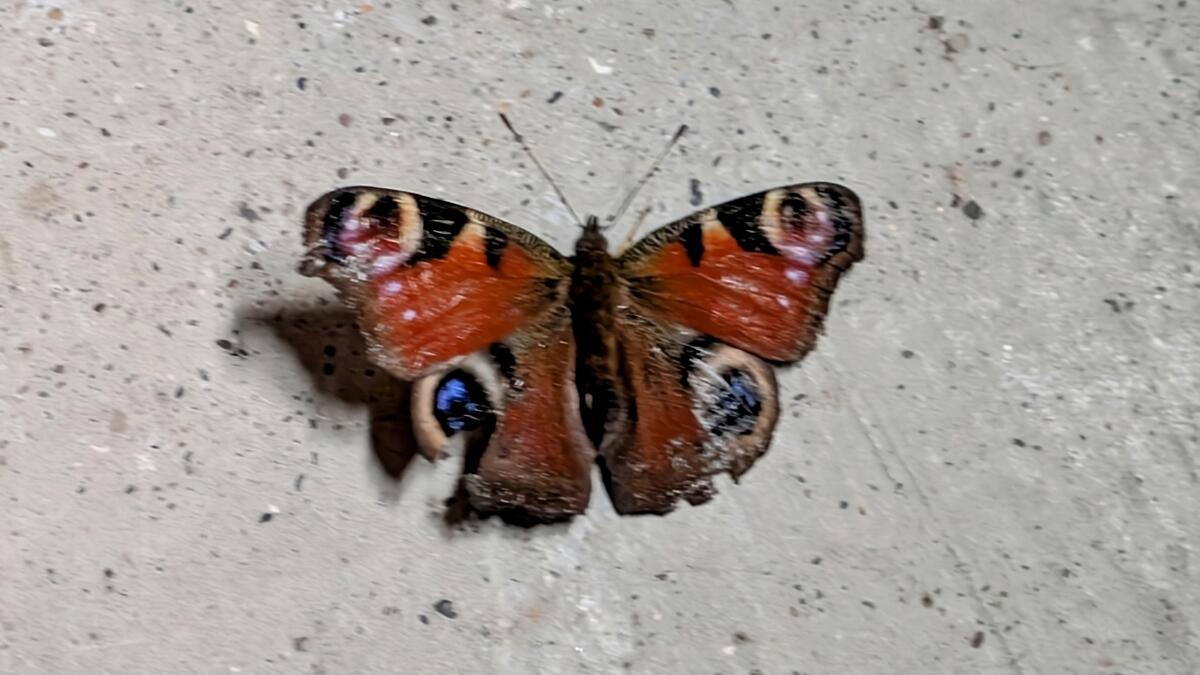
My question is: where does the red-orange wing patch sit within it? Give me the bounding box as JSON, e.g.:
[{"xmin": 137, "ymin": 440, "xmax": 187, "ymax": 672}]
[
  {"xmin": 302, "ymin": 187, "xmax": 571, "ymax": 379},
  {"xmin": 618, "ymin": 183, "xmax": 864, "ymax": 363}
]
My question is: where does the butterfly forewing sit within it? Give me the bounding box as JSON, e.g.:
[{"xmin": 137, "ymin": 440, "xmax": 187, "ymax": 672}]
[
  {"xmin": 302, "ymin": 187, "xmax": 572, "ymax": 379},
  {"xmin": 618, "ymin": 183, "xmax": 863, "ymax": 362}
]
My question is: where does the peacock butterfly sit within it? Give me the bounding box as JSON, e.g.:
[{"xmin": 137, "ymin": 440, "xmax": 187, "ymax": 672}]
[{"xmin": 299, "ymin": 129, "xmax": 863, "ymax": 522}]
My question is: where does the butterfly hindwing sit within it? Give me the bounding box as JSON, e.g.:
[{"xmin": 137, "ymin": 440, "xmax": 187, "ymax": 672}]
[
  {"xmin": 618, "ymin": 183, "xmax": 864, "ymax": 363},
  {"xmin": 410, "ymin": 305, "xmax": 594, "ymax": 521},
  {"xmin": 302, "ymin": 187, "xmax": 572, "ymax": 379},
  {"xmin": 599, "ymin": 309, "xmax": 780, "ymax": 514}
]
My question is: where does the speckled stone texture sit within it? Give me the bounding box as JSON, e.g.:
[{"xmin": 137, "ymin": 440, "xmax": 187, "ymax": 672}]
[{"xmin": 2, "ymin": 1, "xmax": 1198, "ymax": 673}]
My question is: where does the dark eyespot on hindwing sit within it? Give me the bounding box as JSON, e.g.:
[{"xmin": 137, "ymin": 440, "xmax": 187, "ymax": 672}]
[
  {"xmin": 705, "ymin": 369, "xmax": 762, "ymax": 437},
  {"xmin": 433, "ymin": 372, "xmax": 492, "ymax": 435}
]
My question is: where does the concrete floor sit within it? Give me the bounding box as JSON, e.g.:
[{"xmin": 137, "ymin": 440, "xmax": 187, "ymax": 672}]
[{"xmin": 3, "ymin": 1, "xmax": 1198, "ymax": 673}]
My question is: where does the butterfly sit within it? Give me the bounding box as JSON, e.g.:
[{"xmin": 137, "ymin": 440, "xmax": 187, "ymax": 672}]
[{"xmin": 300, "ymin": 155, "xmax": 862, "ymax": 522}]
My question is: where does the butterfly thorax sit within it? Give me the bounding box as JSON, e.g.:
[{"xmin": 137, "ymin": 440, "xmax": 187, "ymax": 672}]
[{"xmin": 569, "ymin": 216, "xmax": 623, "ymax": 446}]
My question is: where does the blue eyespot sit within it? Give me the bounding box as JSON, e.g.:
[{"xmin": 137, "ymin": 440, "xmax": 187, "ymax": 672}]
[
  {"xmin": 708, "ymin": 370, "xmax": 762, "ymax": 436},
  {"xmin": 433, "ymin": 373, "xmax": 491, "ymax": 434},
  {"xmin": 727, "ymin": 372, "xmax": 760, "ymax": 412}
]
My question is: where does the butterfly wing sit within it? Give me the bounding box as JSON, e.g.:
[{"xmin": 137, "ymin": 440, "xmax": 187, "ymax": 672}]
[
  {"xmin": 410, "ymin": 304, "xmax": 594, "ymax": 521},
  {"xmin": 599, "ymin": 183, "xmax": 863, "ymax": 513},
  {"xmin": 617, "ymin": 183, "xmax": 863, "ymax": 362},
  {"xmin": 302, "ymin": 187, "xmax": 572, "ymax": 379},
  {"xmin": 600, "ymin": 312, "xmax": 780, "ymax": 514},
  {"xmin": 304, "ymin": 187, "xmax": 592, "ymax": 519}
]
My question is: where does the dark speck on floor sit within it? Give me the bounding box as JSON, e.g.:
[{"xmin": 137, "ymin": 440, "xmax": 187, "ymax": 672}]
[
  {"xmin": 689, "ymin": 178, "xmax": 703, "ymax": 206},
  {"xmin": 433, "ymin": 599, "xmax": 457, "ymax": 618},
  {"xmin": 237, "ymin": 204, "xmax": 259, "ymax": 221},
  {"xmin": 962, "ymin": 200, "xmax": 984, "ymax": 220},
  {"xmin": 1104, "ymin": 297, "xmax": 1134, "ymax": 313},
  {"xmin": 421, "ymin": 15, "xmax": 438, "ymax": 26}
]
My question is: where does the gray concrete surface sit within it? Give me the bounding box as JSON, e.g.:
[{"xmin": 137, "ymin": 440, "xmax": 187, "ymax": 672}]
[{"xmin": 3, "ymin": 1, "xmax": 1198, "ymax": 673}]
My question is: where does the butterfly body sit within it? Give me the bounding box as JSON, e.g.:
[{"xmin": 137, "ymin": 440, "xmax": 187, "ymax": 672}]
[
  {"xmin": 566, "ymin": 217, "xmax": 626, "ymax": 449},
  {"xmin": 302, "ymin": 183, "xmax": 863, "ymax": 521}
]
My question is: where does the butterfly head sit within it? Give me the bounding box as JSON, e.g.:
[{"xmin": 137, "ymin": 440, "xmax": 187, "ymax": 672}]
[{"xmin": 575, "ymin": 215, "xmax": 610, "ymax": 257}]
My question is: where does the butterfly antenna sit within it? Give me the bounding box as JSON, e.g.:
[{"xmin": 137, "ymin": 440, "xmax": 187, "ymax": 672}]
[
  {"xmin": 498, "ymin": 112, "xmax": 583, "ymax": 226},
  {"xmin": 608, "ymin": 124, "xmax": 688, "ymax": 228}
]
